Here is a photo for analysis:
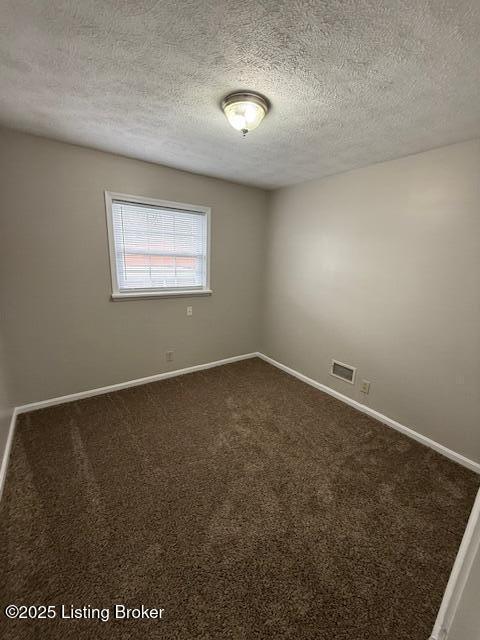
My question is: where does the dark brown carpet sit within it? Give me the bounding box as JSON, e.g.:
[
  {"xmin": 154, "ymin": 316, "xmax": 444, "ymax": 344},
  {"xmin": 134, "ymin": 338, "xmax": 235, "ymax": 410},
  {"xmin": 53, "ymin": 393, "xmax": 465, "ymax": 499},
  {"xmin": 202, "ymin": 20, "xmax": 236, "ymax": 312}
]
[{"xmin": 0, "ymin": 358, "xmax": 478, "ymax": 639}]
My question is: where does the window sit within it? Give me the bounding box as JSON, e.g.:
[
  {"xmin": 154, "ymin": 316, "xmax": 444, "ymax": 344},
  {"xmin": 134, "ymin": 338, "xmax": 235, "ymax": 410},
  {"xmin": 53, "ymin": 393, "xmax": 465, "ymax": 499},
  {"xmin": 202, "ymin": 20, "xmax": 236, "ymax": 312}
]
[{"xmin": 105, "ymin": 192, "xmax": 211, "ymax": 299}]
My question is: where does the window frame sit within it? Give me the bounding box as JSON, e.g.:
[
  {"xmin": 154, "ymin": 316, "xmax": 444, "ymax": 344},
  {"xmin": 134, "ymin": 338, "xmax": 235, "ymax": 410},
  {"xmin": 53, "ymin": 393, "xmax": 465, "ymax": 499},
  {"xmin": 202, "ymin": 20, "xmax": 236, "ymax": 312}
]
[{"xmin": 104, "ymin": 191, "xmax": 212, "ymax": 300}]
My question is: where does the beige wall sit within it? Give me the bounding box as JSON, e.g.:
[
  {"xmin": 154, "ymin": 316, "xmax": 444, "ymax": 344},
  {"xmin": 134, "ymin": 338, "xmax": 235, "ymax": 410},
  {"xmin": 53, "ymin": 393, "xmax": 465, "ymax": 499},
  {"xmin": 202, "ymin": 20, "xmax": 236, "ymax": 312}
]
[
  {"xmin": 0, "ymin": 127, "xmax": 268, "ymax": 405},
  {"xmin": 262, "ymin": 140, "xmax": 480, "ymax": 463},
  {"xmin": 449, "ymin": 539, "xmax": 480, "ymax": 640}
]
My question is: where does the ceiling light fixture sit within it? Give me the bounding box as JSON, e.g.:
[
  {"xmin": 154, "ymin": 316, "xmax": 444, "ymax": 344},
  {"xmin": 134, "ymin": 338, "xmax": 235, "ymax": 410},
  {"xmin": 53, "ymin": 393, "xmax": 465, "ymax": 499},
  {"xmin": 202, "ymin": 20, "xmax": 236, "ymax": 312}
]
[{"xmin": 221, "ymin": 91, "xmax": 269, "ymax": 137}]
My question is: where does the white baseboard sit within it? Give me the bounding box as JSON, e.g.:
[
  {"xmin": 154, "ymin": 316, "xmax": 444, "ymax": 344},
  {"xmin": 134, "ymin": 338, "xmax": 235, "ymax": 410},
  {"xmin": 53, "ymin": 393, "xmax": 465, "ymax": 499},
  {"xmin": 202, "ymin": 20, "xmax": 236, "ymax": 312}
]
[
  {"xmin": 15, "ymin": 352, "xmax": 258, "ymax": 414},
  {"xmin": 4, "ymin": 349, "xmax": 479, "ymax": 492},
  {"xmin": 0, "ymin": 408, "xmax": 18, "ymax": 503},
  {"xmin": 256, "ymin": 353, "xmax": 480, "ymax": 474},
  {"xmin": 6, "ymin": 350, "xmax": 479, "ymax": 489},
  {"xmin": 430, "ymin": 487, "xmax": 480, "ymax": 640}
]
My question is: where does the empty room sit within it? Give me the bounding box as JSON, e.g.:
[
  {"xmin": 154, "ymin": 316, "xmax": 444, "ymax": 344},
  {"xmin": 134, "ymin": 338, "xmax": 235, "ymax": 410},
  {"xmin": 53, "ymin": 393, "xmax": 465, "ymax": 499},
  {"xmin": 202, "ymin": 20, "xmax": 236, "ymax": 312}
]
[{"xmin": 1, "ymin": 2, "xmax": 480, "ymax": 639}]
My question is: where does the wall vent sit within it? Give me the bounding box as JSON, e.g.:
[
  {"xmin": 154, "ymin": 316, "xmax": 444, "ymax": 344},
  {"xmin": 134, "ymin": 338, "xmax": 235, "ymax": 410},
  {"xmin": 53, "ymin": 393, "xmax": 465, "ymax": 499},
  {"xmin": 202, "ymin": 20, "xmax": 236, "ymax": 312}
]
[{"xmin": 330, "ymin": 360, "xmax": 356, "ymax": 384}]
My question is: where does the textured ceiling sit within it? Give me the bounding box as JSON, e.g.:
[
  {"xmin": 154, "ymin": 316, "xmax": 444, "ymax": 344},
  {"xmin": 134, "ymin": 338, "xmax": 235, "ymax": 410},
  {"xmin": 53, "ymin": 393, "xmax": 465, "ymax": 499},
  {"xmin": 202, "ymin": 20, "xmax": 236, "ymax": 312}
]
[{"xmin": 1, "ymin": 1, "xmax": 480, "ymax": 189}]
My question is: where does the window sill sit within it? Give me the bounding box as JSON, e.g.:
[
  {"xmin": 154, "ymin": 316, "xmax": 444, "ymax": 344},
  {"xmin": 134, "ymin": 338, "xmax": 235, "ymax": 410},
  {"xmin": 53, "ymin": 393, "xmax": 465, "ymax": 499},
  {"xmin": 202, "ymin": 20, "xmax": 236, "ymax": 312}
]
[{"xmin": 111, "ymin": 290, "xmax": 213, "ymax": 301}]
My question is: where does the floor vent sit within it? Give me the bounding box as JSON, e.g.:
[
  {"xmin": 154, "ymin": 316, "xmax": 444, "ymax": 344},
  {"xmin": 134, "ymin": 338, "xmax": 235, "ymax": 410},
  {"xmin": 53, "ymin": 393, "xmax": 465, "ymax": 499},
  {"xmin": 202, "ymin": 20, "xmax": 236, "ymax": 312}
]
[{"xmin": 330, "ymin": 359, "xmax": 356, "ymax": 384}]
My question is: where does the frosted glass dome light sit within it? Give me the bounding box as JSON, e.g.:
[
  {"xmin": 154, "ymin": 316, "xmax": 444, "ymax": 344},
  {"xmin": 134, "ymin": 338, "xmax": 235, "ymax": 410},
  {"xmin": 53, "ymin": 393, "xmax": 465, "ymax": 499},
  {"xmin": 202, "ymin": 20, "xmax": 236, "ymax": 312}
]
[{"xmin": 222, "ymin": 92, "xmax": 269, "ymax": 136}]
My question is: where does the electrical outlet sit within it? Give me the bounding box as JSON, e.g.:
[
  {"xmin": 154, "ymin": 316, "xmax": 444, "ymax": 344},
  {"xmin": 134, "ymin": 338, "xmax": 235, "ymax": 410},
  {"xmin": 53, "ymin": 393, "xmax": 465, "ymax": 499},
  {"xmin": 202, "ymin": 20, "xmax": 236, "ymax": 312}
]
[
  {"xmin": 360, "ymin": 380, "xmax": 371, "ymax": 394},
  {"xmin": 165, "ymin": 350, "xmax": 174, "ymax": 362},
  {"xmin": 186, "ymin": 306, "xmax": 193, "ymax": 316}
]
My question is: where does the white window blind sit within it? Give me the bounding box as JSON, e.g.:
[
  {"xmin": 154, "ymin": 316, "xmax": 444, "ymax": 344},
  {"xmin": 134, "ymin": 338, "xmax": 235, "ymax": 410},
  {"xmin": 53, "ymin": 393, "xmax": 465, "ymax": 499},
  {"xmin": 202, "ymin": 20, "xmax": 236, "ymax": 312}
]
[{"xmin": 107, "ymin": 195, "xmax": 210, "ymax": 297}]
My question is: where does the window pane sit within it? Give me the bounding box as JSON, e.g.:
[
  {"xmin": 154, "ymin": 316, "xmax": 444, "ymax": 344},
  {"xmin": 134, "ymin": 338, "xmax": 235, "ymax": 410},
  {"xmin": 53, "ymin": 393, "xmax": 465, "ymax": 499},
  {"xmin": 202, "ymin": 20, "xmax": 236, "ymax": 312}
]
[{"xmin": 111, "ymin": 200, "xmax": 207, "ymax": 291}]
